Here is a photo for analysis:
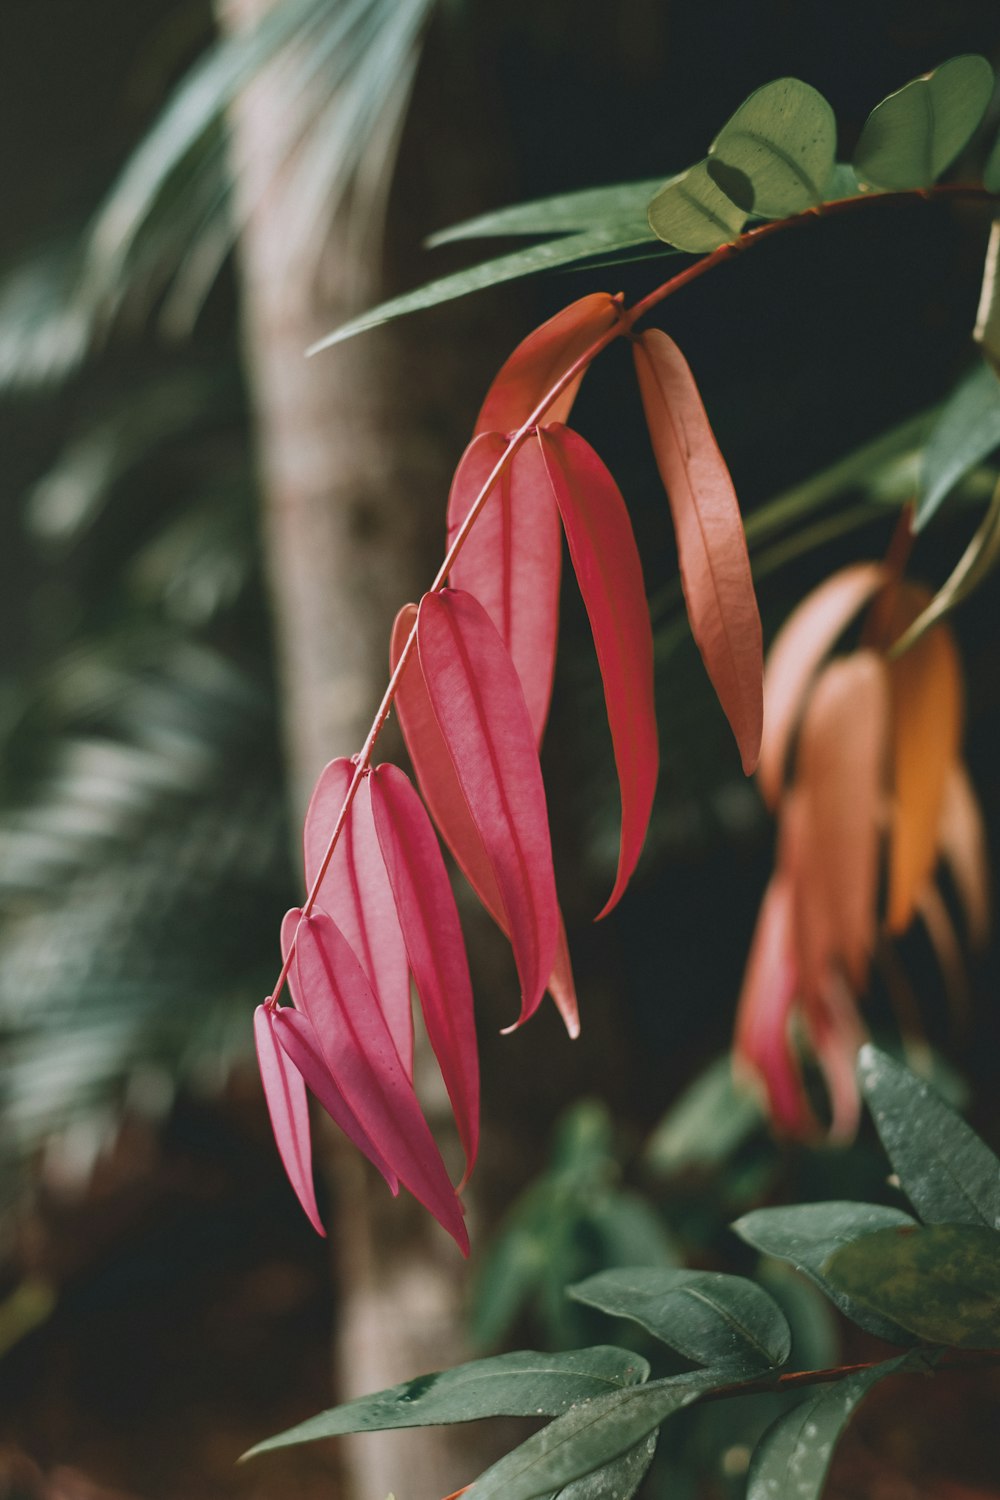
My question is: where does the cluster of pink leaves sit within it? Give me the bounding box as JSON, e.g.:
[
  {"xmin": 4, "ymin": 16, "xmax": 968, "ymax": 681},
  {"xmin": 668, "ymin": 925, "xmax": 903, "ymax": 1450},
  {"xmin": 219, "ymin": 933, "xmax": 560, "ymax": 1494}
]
[{"xmin": 255, "ymin": 292, "xmax": 764, "ymax": 1250}]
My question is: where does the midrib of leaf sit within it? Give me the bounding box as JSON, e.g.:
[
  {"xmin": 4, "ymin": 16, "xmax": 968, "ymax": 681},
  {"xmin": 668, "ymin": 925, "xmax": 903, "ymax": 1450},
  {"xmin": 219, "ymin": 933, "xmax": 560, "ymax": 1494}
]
[
  {"xmin": 674, "ymin": 183, "xmax": 742, "ymax": 235},
  {"xmin": 677, "ymin": 1285, "xmax": 776, "ymax": 1365},
  {"xmin": 720, "ymin": 127, "xmax": 823, "ymax": 202}
]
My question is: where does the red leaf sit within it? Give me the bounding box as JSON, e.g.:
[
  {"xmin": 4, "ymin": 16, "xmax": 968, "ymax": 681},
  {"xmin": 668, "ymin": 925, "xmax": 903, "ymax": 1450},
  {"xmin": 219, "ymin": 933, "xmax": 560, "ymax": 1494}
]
[
  {"xmin": 303, "ymin": 757, "xmax": 413, "ymax": 1077},
  {"xmin": 475, "ymin": 292, "xmax": 620, "ymax": 436},
  {"xmin": 254, "ymin": 1003, "xmax": 325, "ymax": 1236},
  {"xmin": 536, "ymin": 425, "xmax": 658, "ymax": 917},
  {"xmin": 391, "ymin": 606, "xmax": 578, "ymax": 1033},
  {"xmin": 758, "ymin": 563, "xmax": 886, "ymax": 809},
  {"xmin": 284, "ymin": 906, "xmax": 469, "ymax": 1252},
  {"xmin": 368, "ymin": 763, "xmax": 480, "ymax": 1183},
  {"xmin": 416, "ymin": 589, "xmax": 560, "ymax": 1028},
  {"xmin": 633, "ymin": 329, "xmax": 762, "ymax": 773},
  {"xmin": 447, "ymin": 432, "xmax": 561, "ymax": 744}
]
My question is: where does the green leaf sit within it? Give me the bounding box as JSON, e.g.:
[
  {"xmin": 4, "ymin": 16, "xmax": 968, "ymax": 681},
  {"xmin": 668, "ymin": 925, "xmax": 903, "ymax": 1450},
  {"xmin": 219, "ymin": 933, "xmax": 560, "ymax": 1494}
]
[
  {"xmin": 466, "ymin": 1369, "xmax": 724, "ymax": 1500},
  {"xmin": 825, "ymin": 1224, "xmax": 1000, "ymax": 1347},
  {"xmin": 917, "ymin": 358, "xmax": 1000, "ymax": 529},
  {"xmin": 746, "ymin": 1357, "xmax": 907, "ymax": 1500},
  {"xmin": 708, "ymin": 78, "xmax": 837, "ymax": 216},
  {"xmin": 890, "ymin": 476, "xmax": 1000, "ymax": 655},
  {"xmin": 857, "ymin": 1045, "xmax": 1000, "ymax": 1230},
  {"xmin": 426, "ymin": 181, "xmax": 662, "ymax": 246},
  {"xmin": 541, "ymin": 1434, "xmax": 658, "ymax": 1500},
  {"xmin": 644, "ymin": 1053, "xmax": 762, "ymax": 1174},
  {"xmin": 241, "ymin": 1346, "xmax": 650, "ymax": 1458},
  {"xmin": 647, "ymin": 159, "xmax": 747, "ymax": 252},
  {"xmin": 308, "ymin": 226, "xmax": 654, "ymax": 350},
  {"xmin": 733, "ymin": 1202, "xmax": 918, "ymax": 1343},
  {"xmin": 568, "ymin": 1268, "xmax": 790, "ymax": 1372},
  {"xmin": 854, "ymin": 55, "xmax": 995, "ymax": 191}
]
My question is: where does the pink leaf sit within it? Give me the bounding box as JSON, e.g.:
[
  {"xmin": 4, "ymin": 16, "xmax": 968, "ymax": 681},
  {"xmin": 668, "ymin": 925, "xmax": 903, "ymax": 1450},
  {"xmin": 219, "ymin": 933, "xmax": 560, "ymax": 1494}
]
[
  {"xmin": 447, "ymin": 432, "xmax": 562, "ymax": 744},
  {"xmin": 536, "ymin": 425, "xmax": 658, "ymax": 917},
  {"xmin": 416, "ymin": 589, "xmax": 560, "ymax": 1028},
  {"xmin": 758, "ymin": 563, "xmax": 886, "ymax": 809},
  {"xmin": 391, "ymin": 605, "xmax": 577, "ymax": 1034},
  {"xmin": 633, "ymin": 329, "xmax": 762, "ymax": 774},
  {"xmin": 303, "ymin": 757, "xmax": 413, "ymax": 1076},
  {"xmin": 285, "ymin": 906, "xmax": 469, "ymax": 1252},
  {"xmin": 475, "ymin": 292, "xmax": 620, "ymax": 436},
  {"xmin": 802, "ymin": 974, "xmax": 864, "ymax": 1143},
  {"xmin": 368, "ymin": 763, "xmax": 480, "ymax": 1183},
  {"xmin": 254, "ymin": 1003, "xmax": 325, "ymax": 1236}
]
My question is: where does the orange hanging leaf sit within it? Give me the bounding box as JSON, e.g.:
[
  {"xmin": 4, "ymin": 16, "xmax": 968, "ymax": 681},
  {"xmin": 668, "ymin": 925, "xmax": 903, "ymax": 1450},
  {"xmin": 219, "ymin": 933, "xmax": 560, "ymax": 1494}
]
[
  {"xmin": 937, "ymin": 763, "xmax": 990, "ymax": 949},
  {"xmin": 633, "ymin": 329, "xmax": 762, "ymax": 774}
]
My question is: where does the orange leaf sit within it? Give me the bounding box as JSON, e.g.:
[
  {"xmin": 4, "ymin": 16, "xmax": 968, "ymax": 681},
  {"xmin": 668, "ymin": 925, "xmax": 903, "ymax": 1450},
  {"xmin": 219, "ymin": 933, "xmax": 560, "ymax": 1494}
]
[
  {"xmin": 937, "ymin": 762, "xmax": 991, "ymax": 949},
  {"xmin": 633, "ymin": 330, "xmax": 762, "ymax": 773}
]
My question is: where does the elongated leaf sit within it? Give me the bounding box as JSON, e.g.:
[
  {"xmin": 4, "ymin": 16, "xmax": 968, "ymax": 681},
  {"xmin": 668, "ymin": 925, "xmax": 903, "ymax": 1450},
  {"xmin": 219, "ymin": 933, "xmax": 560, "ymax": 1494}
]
[
  {"xmin": 254, "ymin": 1004, "xmax": 324, "ymax": 1236},
  {"xmin": 827, "ymin": 1224, "xmax": 1000, "ymax": 1347},
  {"xmin": 893, "ymin": 478, "xmax": 1000, "ymax": 654},
  {"xmin": 857, "ymin": 1045, "xmax": 1000, "ymax": 1230},
  {"xmin": 937, "ymin": 763, "xmax": 990, "ymax": 949},
  {"xmin": 634, "ymin": 330, "xmax": 762, "ymax": 771},
  {"xmin": 286, "ymin": 907, "xmax": 468, "ymax": 1250},
  {"xmin": 242, "ymin": 1346, "xmax": 651, "ymax": 1456},
  {"xmin": 569, "ymin": 1267, "xmax": 790, "ymax": 1371},
  {"xmin": 551, "ymin": 1434, "xmax": 657, "ymax": 1500},
  {"xmin": 308, "ymin": 228, "xmax": 652, "ymax": 352},
  {"xmin": 467, "ymin": 1370, "xmax": 724, "ymax": 1500},
  {"xmin": 758, "ymin": 563, "xmax": 886, "ymax": 808},
  {"xmin": 917, "ymin": 359, "xmax": 1000, "ymax": 530},
  {"xmin": 303, "ymin": 757, "xmax": 412, "ymax": 1075},
  {"xmin": 391, "ymin": 607, "xmax": 579, "ymax": 1035},
  {"xmin": 475, "ymin": 294, "xmax": 621, "ymax": 437},
  {"xmin": 708, "ymin": 78, "xmax": 837, "ymax": 217},
  {"xmin": 447, "ymin": 433, "xmax": 562, "ymax": 743},
  {"xmin": 537, "ymin": 426, "xmax": 658, "ymax": 916},
  {"xmin": 427, "ymin": 181, "xmax": 662, "ymax": 246},
  {"xmin": 854, "ymin": 55, "xmax": 994, "ymax": 191},
  {"xmin": 368, "ymin": 763, "xmax": 479, "ymax": 1181},
  {"xmin": 746, "ymin": 1358, "xmax": 906, "ymax": 1500},
  {"xmin": 647, "ymin": 159, "xmax": 747, "ymax": 252},
  {"xmin": 416, "ymin": 590, "xmax": 559, "ymax": 1028},
  {"xmin": 733, "ymin": 872, "xmax": 809, "ymax": 1137},
  {"xmin": 733, "ymin": 1201, "xmax": 919, "ymax": 1343}
]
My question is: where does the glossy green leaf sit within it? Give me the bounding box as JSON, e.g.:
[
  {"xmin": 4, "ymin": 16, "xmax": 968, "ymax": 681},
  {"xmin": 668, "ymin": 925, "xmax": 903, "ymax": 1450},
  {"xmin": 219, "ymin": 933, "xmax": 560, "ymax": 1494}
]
[
  {"xmin": 426, "ymin": 181, "xmax": 662, "ymax": 246},
  {"xmin": 854, "ymin": 55, "xmax": 995, "ymax": 191},
  {"xmin": 746, "ymin": 1358, "xmax": 907, "ymax": 1500},
  {"xmin": 568, "ymin": 1267, "xmax": 790, "ymax": 1371},
  {"xmin": 242, "ymin": 1346, "xmax": 650, "ymax": 1458},
  {"xmin": 733, "ymin": 1201, "xmax": 918, "ymax": 1343},
  {"xmin": 644, "ymin": 1054, "xmax": 762, "ymax": 1174},
  {"xmin": 857, "ymin": 1045, "xmax": 1000, "ymax": 1230},
  {"xmin": 826, "ymin": 1224, "xmax": 1000, "ymax": 1347},
  {"xmin": 708, "ymin": 78, "xmax": 837, "ymax": 216},
  {"xmin": 917, "ymin": 358, "xmax": 1000, "ymax": 529},
  {"xmin": 309, "ymin": 227, "xmax": 654, "ymax": 350},
  {"xmin": 539, "ymin": 1434, "xmax": 658, "ymax": 1500},
  {"xmin": 647, "ymin": 159, "xmax": 747, "ymax": 252},
  {"xmin": 466, "ymin": 1369, "xmax": 724, "ymax": 1500}
]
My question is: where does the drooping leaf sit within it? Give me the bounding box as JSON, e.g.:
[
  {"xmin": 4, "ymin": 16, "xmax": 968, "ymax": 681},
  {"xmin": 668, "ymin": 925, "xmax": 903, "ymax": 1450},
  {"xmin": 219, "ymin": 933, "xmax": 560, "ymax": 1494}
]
[
  {"xmin": 854, "ymin": 55, "xmax": 994, "ymax": 191},
  {"xmin": 937, "ymin": 764, "xmax": 991, "ymax": 949},
  {"xmin": 643, "ymin": 1054, "xmax": 762, "ymax": 1175},
  {"xmin": 253, "ymin": 1004, "xmax": 324, "ymax": 1236},
  {"xmin": 569, "ymin": 1267, "xmax": 791, "ymax": 1372},
  {"xmin": 536, "ymin": 426, "xmax": 658, "ymax": 916},
  {"xmin": 746, "ymin": 1358, "xmax": 907, "ymax": 1500},
  {"xmin": 733, "ymin": 1201, "xmax": 919, "ymax": 1343},
  {"xmin": 733, "ymin": 873, "xmax": 809, "ymax": 1137},
  {"xmin": 892, "ymin": 478, "xmax": 1000, "ymax": 654},
  {"xmin": 368, "ymin": 763, "xmax": 479, "ymax": 1182},
  {"xmin": 302, "ymin": 757, "xmax": 413, "ymax": 1075},
  {"xmin": 917, "ymin": 358, "xmax": 1000, "ymax": 530},
  {"xmin": 825, "ymin": 1225, "xmax": 1000, "ymax": 1347},
  {"xmin": 548, "ymin": 918, "xmax": 581, "ymax": 1040},
  {"xmin": 427, "ymin": 181, "xmax": 662, "ymax": 245},
  {"xmin": 708, "ymin": 78, "xmax": 837, "ymax": 217},
  {"xmin": 242, "ymin": 1346, "xmax": 651, "ymax": 1456},
  {"xmin": 475, "ymin": 294, "xmax": 622, "ymax": 436},
  {"xmin": 857, "ymin": 1045, "xmax": 1000, "ymax": 1230},
  {"xmin": 416, "ymin": 590, "xmax": 559, "ymax": 1028},
  {"xmin": 647, "ymin": 159, "xmax": 747, "ymax": 252},
  {"xmin": 285, "ymin": 907, "xmax": 468, "ymax": 1251},
  {"xmin": 634, "ymin": 330, "xmax": 762, "ymax": 772},
  {"xmin": 757, "ymin": 563, "xmax": 886, "ymax": 808},
  {"xmin": 447, "ymin": 433, "xmax": 562, "ymax": 743}
]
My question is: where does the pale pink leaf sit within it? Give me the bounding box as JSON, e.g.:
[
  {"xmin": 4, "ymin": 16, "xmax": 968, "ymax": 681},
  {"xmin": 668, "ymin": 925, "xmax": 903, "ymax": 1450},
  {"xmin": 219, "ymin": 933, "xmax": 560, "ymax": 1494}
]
[
  {"xmin": 547, "ymin": 916, "xmax": 580, "ymax": 1040},
  {"xmin": 447, "ymin": 432, "xmax": 561, "ymax": 744},
  {"xmin": 368, "ymin": 763, "xmax": 480, "ymax": 1182},
  {"xmin": 537, "ymin": 425, "xmax": 658, "ymax": 917},
  {"xmin": 802, "ymin": 974, "xmax": 864, "ymax": 1143},
  {"xmin": 633, "ymin": 329, "xmax": 762, "ymax": 774},
  {"xmin": 303, "ymin": 757, "xmax": 413, "ymax": 1076},
  {"xmin": 254, "ymin": 1003, "xmax": 325, "ymax": 1236}
]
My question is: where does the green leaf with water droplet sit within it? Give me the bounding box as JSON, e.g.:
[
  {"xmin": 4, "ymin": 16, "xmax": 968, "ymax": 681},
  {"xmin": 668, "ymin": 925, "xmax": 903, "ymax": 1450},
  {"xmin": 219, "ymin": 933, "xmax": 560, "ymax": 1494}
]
[
  {"xmin": 854, "ymin": 55, "xmax": 995, "ymax": 191},
  {"xmin": 708, "ymin": 77, "xmax": 837, "ymax": 217}
]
